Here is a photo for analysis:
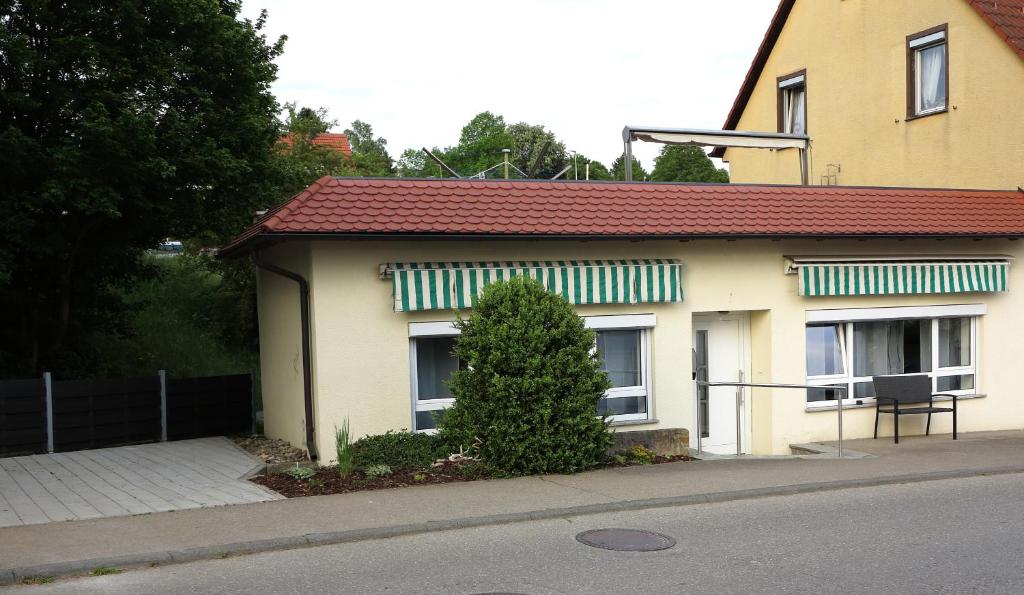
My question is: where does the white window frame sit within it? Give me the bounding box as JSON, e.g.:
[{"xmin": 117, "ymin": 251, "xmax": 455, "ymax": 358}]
[
  {"xmin": 778, "ymin": 73, "xmax": 806, "ymax": 135},
  {"xmin": 910, "ymin": 29, "xmax": 947, "ymax": 116},
  {"xmin": 587, "ymin": 314, "xmax": 655, "ymax": 423},
  {"xmin": 408, "ymin": 322, "xmax": 460, "ymax": 433},
  {"xmin": 805, "ymin": 307, "xmax": 979, "ymax": 409},
  {"xmin": 407, "ymin": 314, "xmax": 655, "ymax": 431}
]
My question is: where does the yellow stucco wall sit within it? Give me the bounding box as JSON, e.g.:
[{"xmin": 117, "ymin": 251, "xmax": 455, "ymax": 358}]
[
  {"xmin": 257, "ymin": 237, "xmax": 1024, "ymax": 458},
  {"xmin": 255, "ymin": 242, "xmax": 312, "ymax": 451},
  {"xmin": 723, "ymin": 0, "xmax": 1024, "ymax": 189}
]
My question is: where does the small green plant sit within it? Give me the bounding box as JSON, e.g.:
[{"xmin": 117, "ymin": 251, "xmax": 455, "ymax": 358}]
[
  {"xmin": 363, "ymin": 463, "xmax": 392, "ymax": 478},
  {"xmin": 413, "ymin": 473, "xmax": 427, "ymax": 482},
  {"xmin": 610, "ymin": 453, "xmax": 627, "ymax": 465},
  {"xmin": 625, "ymin": 445, "xmax": 657, "ymax": 465},
  {"xmin": 308, "ymin": 477, "xmax": 323, "ymax": 489},
  {"xmin": 19, "ymin": 576, "xmax": 54, "ymax": 585},
  {"xmin": 283, "ymin": 464, "xmax": 315, "ymax": 480},
  {"xmin": 336, "ymin": 420, "xmax": 354, "ymax": 478},
  {"xmin": 90, "ymin": 567, "xmax": 123, "ymax": 576}
]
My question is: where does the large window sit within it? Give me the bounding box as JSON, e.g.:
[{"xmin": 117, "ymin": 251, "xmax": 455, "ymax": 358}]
[
  {"xmin": 409, "ymin": 315, "xmax": 653, "ymax": 432},
  {"xmin": 595, "ymin": 328, "xmax": 650, "ymax": 421},
  {"xmin": 907, "ymin": 25, "xmax": 948, "ymax": 118},
  {"xmin": 410, "ymin": 335, "xmax": 459, "ymax": 431},
  {"xmin": 806, "ymin": 315, "xmax": 976, "ymax": 406},
  {"xmin": 777, "ymin": 70, "xmax": 807, "ymax": 135}
]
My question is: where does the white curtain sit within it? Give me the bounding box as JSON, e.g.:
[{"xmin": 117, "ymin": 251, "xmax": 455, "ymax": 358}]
[
  {"xmin": 785, "ymin": 87, "xmax": 806, "ymax": 134},
  {"xmin": 919, "ymin": 44, "xmax": 946, "ymax": 112}
]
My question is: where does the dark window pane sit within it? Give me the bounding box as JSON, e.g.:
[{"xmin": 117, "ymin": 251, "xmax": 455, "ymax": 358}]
[
  {"xmin": 853, "ymin": 320, "xmax": 931, "ymax": 376},
  {"xmin": 806, "ymin": 325, "xmax": 844, "ymax": 376},
  {"xmin": 937, "ymin": 375, "xmax": 974, "ymax": 392},
  {"xmin": 807, "ymin": 384, "xmax": 846, "ymax": 403},
  {"xmin": 414, "ymin": 409, "xmax": 446, "ymax": 431},
  {"xmin": 939, "ymin": 318, "xmax": 970, "ymax": 368},
  {"xmin": 416, "ymin": 337, "xmax": 458, "ymax": 400},
  {"xmin": 596, "ymin": 330, "xmax": 641, "ymax": 388},
  {"xmin": 598, "ymin": 396, "xmax": 646, "ymax": 416},
  {"xmin": 853, "ymin": 381, "xmax": 876, "ymax": 399}
]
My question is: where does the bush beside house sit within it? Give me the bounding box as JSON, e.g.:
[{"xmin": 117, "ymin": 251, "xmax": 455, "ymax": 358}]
[{"xmin": 437, "ymin": 277, "xmax": 614, "ymax": 475}]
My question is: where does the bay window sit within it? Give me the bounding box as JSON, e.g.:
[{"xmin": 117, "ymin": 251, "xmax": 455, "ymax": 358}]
[{"xmin": 806, "ymin": 313, "xmax": 976, "ymax": 407}]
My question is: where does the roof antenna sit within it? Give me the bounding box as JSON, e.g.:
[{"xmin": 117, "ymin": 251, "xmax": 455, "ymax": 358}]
[{"xmin": 422, "ymin": 148, "xmax": 461, "ymax": 178}]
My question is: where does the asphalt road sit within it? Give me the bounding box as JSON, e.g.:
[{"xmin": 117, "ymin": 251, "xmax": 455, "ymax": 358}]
[{"xmin": 7, "ymin": 473, "xmax": 1024, "ymax": 594}]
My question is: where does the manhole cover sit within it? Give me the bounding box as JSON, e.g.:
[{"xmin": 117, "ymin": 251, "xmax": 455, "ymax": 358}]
[{"xmin": 575, "ymin": 528, "xmax": 676, "ymax": 551}]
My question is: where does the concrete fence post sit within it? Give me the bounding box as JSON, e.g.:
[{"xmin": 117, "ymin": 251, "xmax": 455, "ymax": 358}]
[
  {"xmin": 159, "ymin": 370, "xmax": 167, "ymax": 442},
  {"xmin": 43, "ymin": 372, "xmax": 54, "ymax": 453}
]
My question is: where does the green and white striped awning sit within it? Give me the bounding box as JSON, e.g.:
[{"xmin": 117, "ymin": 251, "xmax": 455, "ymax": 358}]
[
  {"xmin": 793, "ymin": 259, "xmax": 1009, "ymax": 297},
  {"xmin": 386, "ymin": 260, "xmax": 683, "ymax": 312}
]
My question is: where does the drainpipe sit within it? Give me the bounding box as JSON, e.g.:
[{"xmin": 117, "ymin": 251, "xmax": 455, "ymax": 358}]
[{"xmin": 252, "ymin": 251, "xmax": 318, "ymax": 461}]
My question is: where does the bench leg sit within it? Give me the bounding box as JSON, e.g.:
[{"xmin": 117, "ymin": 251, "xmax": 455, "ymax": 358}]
[
  {"xmin": 874, "ymin": 408, "xmax": 880, "ymax": 439},
  {"xmin": 926, "ymin": 411, "xmax": 932, "ymax": 436},
  {"xmin": 953, "ymin": 403, "xmax": 958, "ymax": 440},
  {"xmin": 894, "ymin": 413, "xmax": 899, "ymax": 445}
]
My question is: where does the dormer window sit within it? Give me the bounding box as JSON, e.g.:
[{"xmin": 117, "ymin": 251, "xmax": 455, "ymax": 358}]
[
  {"xmin": 907, "ymin": 25, "xmax": 948, "ymax": 118},
  {"xmin": 777, "ymin": 70, "xmax": 806, "ymax": 135}
]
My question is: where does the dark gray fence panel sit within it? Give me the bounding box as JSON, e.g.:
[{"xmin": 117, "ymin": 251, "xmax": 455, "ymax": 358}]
[
  {"xmin": 0, "ymin": 379, "xmax": 47, "ymax": 456},
  {"xmin": 166, "ymin": 373, "xmax": 252, "ymax": 440},
  {"xmin": 51, "ymin": 376, "xmax": 162, "ymax": 452}
]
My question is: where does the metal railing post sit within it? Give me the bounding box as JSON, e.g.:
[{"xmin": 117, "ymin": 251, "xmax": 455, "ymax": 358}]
[
  {"xmin": 735, "ymin": 371, "xmax": 744, "ymax": 456},
  {"xmin": 695, "ymin": 392, "xmax": 703, "ymax": 456},
  {"xmin": 43, "ymin": 372, "xmax": 54, "ymax": 454},
  {"xmin": 836, "ymin": 388, "xmax": 844, "ymax": 458}
]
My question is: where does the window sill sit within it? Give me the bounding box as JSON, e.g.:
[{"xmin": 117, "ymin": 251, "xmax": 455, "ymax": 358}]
[
  {"xmin": 805, "ymin": 393, "xmax": 985, "ymax": 413},
  {"xmin": 610, "ymin": 417, "xmax": 658, "ymax": 427},
  {"xmin": 904, "ymin": 107, "xmax": 948, "ymax": 122}
]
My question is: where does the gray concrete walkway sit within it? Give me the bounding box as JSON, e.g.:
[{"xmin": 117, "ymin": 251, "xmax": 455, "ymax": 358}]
[
  {"xmin": 0, "ymin": 437, "xmax": 281, "ymax": 528},
  {"xmin": 1, "ymin": 430, "xmax": 1022, "ymax": 583}
]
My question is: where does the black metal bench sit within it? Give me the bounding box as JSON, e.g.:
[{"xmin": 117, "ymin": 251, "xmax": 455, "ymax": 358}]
[{"xmin": 873, "ymin": 375, "xmax": 958, "ymax": 444}]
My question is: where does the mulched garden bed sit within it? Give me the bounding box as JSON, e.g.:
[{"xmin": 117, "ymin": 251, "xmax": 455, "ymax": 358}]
[{"xmin": 252, "ymin": 454, "xmax": 695, "ymax": 498}]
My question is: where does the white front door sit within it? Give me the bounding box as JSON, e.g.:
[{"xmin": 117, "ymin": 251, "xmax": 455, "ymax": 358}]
[{"xmin": 693, "ymin": 314, "xmax": 749, "ymax": 454}]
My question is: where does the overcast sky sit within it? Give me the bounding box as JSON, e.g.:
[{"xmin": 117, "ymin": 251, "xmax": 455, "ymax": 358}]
[{"xmin": 241, "ymin": 0, "xmax": 778, "ymax": 173}]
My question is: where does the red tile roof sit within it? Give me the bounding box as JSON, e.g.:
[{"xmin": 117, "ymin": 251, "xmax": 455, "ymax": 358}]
[
  {"xmin": 711, "ymin": 0, "xmax": 1024, "ymax": 157},
  {"xmin": 968, "ymin": 0, "xmax": 1024, "ymax": 61},
  {"xmin": 278, "ymin": 133, "xmax": 352, "ymax": 158},
  {"xmin": 220, "ymin": 177, "xmax": 1024, "ymax": 255}
]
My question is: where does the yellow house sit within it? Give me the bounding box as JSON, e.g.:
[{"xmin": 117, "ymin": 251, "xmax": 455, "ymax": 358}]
[
  {"xmin": 713, "ymin": 0, "xmax": 1024, "ymax": 189},
  {"xmin": 222, "ymin": 177, "xmax": 1024, "ymax": 459}
]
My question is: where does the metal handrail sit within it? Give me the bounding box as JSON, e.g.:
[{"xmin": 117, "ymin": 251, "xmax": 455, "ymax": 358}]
[{"xmin": 695, "ymin": 381, "xmax": 847, "ymax": 458}]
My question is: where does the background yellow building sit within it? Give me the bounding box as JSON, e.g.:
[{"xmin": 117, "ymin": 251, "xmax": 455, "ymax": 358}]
[{"xmin": 714, "ymin": 0, "xmax": 1024, "ymax": 190}]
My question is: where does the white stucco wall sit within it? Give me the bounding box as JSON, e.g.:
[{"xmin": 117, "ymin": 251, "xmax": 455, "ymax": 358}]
[{"xmin": 258, "ymin": 237, "xmax": 1024, "ymax": 458}]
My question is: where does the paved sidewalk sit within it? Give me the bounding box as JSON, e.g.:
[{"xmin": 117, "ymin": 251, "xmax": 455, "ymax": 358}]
[
  {"xmin": 0, "ymin": 437, "xmax": 280, "ymax": 528},
  {"xmin": 0, "ymin": 430, "xmax": 1022, "ymax": 583}
]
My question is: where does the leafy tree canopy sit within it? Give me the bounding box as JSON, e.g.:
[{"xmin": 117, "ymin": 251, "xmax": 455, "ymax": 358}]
[
  {"xmin": 650, "ymin": 145, "xmax": 729, "ymax": 183},
  {"xmin": 0, "ymin": 0, "xmax": 285, "ymax": 375},
  {"xmin": 275, "ymin": 103, "xmax": 348, "ymax": 196},
  {"xmin": 610, "ymin": 154, "xmax": 649, "ymax": 181},
  {"xmin": 344, "ymin": 120, "xmax": 394, "ymax": 177}
]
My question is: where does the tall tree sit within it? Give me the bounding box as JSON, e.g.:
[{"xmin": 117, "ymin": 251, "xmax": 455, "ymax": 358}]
[
  {"xmin": 275, "ymin": 103, "xmax": 348, "ymax": 196},
  {"xmin": 0, "ymin": 0, "xmax": 285, "ymax": 375},
  {"xmin": 507, "ymin": 122, "xmax": 568, "ymax": 179},
  {"xmin": 610, "ymin": 154, "xmax": 649, "ymax": 181},
  {"xmin": 344, "ymin": 120, "xmax": 394, "ymax": 177},
  {"xmin": 650, "ymin": 145, "xmax": 730, "ymax": 183}
]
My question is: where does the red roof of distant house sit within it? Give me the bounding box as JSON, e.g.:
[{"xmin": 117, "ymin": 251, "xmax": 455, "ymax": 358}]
[
  {"xmin": 278, "ymin": 133, "xmax": 352, "ymax": 158},
  {"xmin": 219, "ymin": 177, "xmax": 1024, "ymax": 255},
  {"xmin": 711, "ymin": 0, "xmax": 1024, "ymax": 157}
]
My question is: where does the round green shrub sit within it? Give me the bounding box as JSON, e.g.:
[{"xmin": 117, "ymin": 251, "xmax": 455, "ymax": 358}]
[{"xmin": 437, "ymin": 277, "xmax": 613, "ymax": 475}]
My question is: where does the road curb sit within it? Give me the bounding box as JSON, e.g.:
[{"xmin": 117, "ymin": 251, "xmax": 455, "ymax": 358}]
[{"xmin": 3, "ymin": 465, "xmax": 1023, "ymax": 585}]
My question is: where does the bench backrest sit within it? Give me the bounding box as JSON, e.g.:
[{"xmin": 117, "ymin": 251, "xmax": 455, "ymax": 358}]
[{"xmin": 872, "ymin": 374, "xmax": 933, "ymax": 404}]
